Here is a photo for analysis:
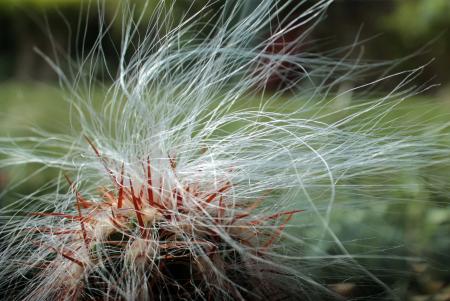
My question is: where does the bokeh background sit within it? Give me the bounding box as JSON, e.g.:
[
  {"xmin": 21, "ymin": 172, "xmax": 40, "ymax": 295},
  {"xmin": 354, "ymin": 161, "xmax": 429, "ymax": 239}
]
[{"xmin": 0, "ymin": 1, "xmax": 449, "ymax": 300}]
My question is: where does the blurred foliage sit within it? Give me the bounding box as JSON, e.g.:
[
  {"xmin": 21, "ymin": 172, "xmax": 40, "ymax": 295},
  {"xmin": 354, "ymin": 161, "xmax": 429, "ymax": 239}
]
[
  {"xmin": 384, "ymin": 0, "xmax": 450, "ymax": 40},
  {"xmin": 0, "ymin": 0, "xmax": 87, "ymax": 8},
  {"xmin": 380, "ymin": 0, "xmax": 450, "ymax": 89},
  {"xmin": 0, "ymin": 83, "xmax": 68, "ymax": 203},
  {"xmin": 0, "ymin": 0, "xmax": 210, "ymax": 18},
  {"xmin": 0, "ymin": 0, "xmax": 261, "ymax": 82},
  {"xmin": 311, "ymin": 0, "xmax": 450, "ymax": 90}
]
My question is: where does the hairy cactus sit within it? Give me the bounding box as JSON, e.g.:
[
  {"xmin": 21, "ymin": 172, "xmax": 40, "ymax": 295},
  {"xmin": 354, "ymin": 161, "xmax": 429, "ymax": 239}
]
[{"xmin": 0, "ymin": 1, "xmax": 448, "ymax": 300}]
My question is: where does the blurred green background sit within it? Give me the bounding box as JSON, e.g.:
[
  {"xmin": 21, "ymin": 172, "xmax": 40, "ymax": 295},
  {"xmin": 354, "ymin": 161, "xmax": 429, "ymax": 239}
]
[{"xmin": 0, "ymin": 1, "xmax": 449, "ymax": 300}]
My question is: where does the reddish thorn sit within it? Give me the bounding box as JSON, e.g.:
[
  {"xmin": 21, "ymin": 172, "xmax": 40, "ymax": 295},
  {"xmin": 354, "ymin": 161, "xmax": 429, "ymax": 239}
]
[
  {"xmin": 129, "ymin": 179, "xmax": 142, "ymax": 209},
  {"xmin": 234, "ymin": 213, "xmax": 250, "ymax": 220},
  {"xmin": 262, "ymin": 212, "xmax": 297, "ymax": 249},
  {"xmin": 74, "ymin": 193, "xmax": 90, "ymax": 250},
  {"xmin": 152, "ymin": 201, "xmax": 166, "ymax": 212},
  {"xmin": 84, "ymin": 135, "xmax": 101, "ymax": 157},
  {"xmin": 117, "ymin": 163, "xmax": 125, "ymax": 209},
  {"xmin": 139, "ymin": 187, "xmax": 144, "ymax": 199},
  {"xmin": 84, "ymin": 136, "xmax": 118, "ymax": 186},
  {"xmin": 47, "ymin": 245, "xmax": 85, "ymax": 268},
  {"xmin": 129, "ymin": 178, "xmax": 145, "ymax": 234},
  {"xmin": 230, "ymin": 199, "xmax": 263, "ymax": 224},
  {"xmin": 205, "ymin": 182, "xmax": 231, "ymax": 204},
  {"xmin": 249, "ymin": 209, "xmax": 304, "ymax": 225},
  {"xmin": 205, "ymin": 193, "xmax": 218, "ymax": 204},
  {"xmin": 109, "ymin": 216, "xmax": 124, "ymax": 230},
  {"xmin": 218, "ymin": 196, "xmax": 225, "ymax": 220},
  {"xmin": 54, "ymin": 230, "xmax": 81, "ymax": 235},
  {"xmin": 102, "ymin": 190, "xmax": 116, "ymax": 204},
  {"xmin": 60, "ymin": 251, "xmax": 85, "ymax": 268},
  {"xmin": 64, "ymin": 175, "xmax": 91, "ymax": 209}
]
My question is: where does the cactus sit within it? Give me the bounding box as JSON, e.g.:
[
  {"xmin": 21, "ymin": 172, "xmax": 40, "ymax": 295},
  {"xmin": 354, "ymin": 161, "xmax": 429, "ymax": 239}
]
[{"xmin": 0, "ymin": 1, "xmax": 448, "ymax": 300}]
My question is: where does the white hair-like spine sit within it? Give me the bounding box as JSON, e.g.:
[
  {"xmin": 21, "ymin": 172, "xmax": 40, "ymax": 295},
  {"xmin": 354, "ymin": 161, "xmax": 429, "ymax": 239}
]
[{"xmin": 0, "ymin": 0, "xmax": 448, "ymax": 300}]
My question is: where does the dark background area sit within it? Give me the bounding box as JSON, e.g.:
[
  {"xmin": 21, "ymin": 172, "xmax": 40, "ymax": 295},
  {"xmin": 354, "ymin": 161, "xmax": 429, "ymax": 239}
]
[{"xmin": 0, "ymin": 0, "xmax": 449, "ymax": 91}]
